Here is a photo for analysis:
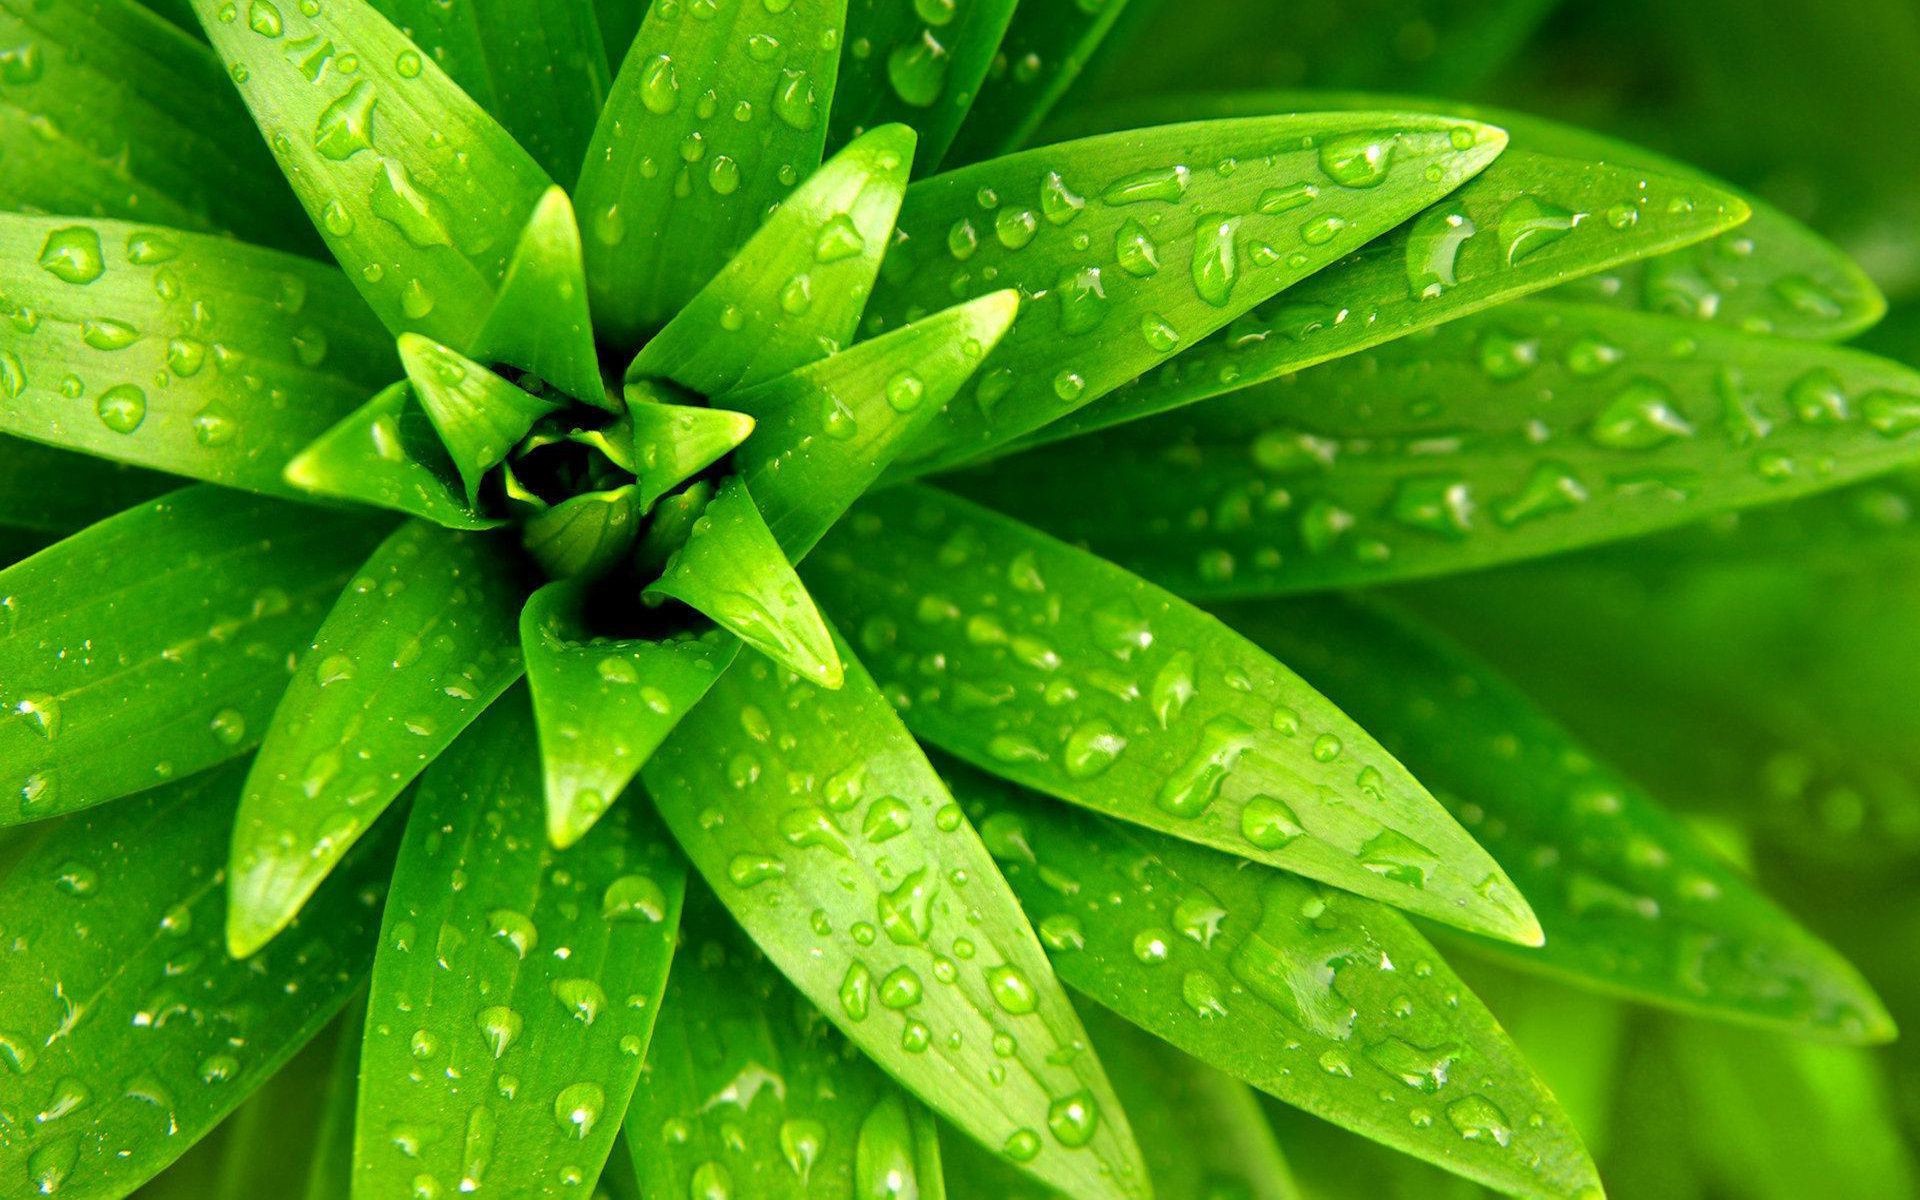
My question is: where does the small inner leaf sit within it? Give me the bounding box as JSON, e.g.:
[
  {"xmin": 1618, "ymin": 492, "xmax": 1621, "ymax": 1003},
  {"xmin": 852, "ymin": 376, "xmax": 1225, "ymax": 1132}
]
[
  {"xmin": 625, "ymin": 394, "xmax": 757, "ymax": 510},
  {"xmin": 285, "ymin": 382, "xmax": 500, "ymax": 530},
  {"xmin": 471, "ymin": 186, "xmax": 614, "ymax": 410},
  {"xmin": 399, "ymin": 334, "xmax": 565, "ymax": 506}
]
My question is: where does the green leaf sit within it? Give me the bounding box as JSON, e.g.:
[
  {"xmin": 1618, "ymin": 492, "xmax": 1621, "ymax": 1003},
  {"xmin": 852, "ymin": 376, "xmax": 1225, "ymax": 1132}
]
[
  {"xmin": 0, "ymin": 0, "xmax": 315, "ymax": 254},
  {"xmin": 522, "ymin": 581, "xmax": 739, "ymax": 848},
  {"xmin": 400, "ymin": 333, "xmax": 564, "ymax": 505},
  {"xmin": 193, "ymin": 0, "xmax": 552, "ymax": 347},
  {"xmin": 0, "ymin": 761, "xmax": 395, "ymax": 1199},
  {"xmin": 576, "ymin": 0, "xmax": 850, "ymax": 347},
  {"xmin": 645, "ymin": 477, "xmax": 844, "ymax": 689},
  {"xmin": 228, "ymin": 520, "xmax": 527, "ymax": 957},
  {"xmin": 867, "ymin": 114, "xmax": 1508, "ymax": 477},
  {"xmin": 1223, "ymin": 595, "xmax": 1895, "ymax": 1042},
  {"xmin": 364, "ymin": 0, "xmax": 609, "ymax": 182},
  {"xmin": 942, "ymin": 758, "xmax": 1601, "ymax": 1200},
  {"xmin": 807, "ymin": 486, "xmax": 1538, "ymax": 944},
  {"xmin": 593, "ymin": 0, "xmax": 642, "ymax": 70},
  {"xmin": 285, "ymin": 382, "xmax": 501, "ymax": 530},
  {"xmin": 1456, "ymin": 962, "xmax": 1626, "ymax": 1159},
  {"xmin": 0, "ymin": 436, "xmax": 171, "ymax": 534},
  {"xmin": 625, "ymin": 397, "xmax": 757, "ymax": 510},
  {"xmin": 831, "ymin": 0, "xmax": 1019, "ymax": 169},
  {"xmin": 982, "ymin": 300, "xmax": 1920, "ymax": 597},
  {"xmin": 471, "ymin": 187, "xmax": 614, "ymax": 411},
  {"xmin": 522, "ymin": 486, "xmax": 648, "ymax": 581},
  {"xmin": 0, "ymin": 486, "xmax": 383, "ymax": 826},
  {"xmin": 356, "ymin": 691, "xmax": 683, "ymax": 1199},
  {"xmin": 623, "ymin": 889, "xmax": 948, "ymax": 1199},
  {"xmin": 944, "ymin": 1004, "xmax": 1303, "ymax": 1200},
  {"xmin": 629, "ymin": 124, "xmax": 916, "ymax": 396},
  {"xmin": 643, "ymin": 638, "xmax": 1149, "ymax": 1200},
  {"xmin": 729, "ymin": 290, "xmax": 1021, "ymax": 559},
  {"xmin": 0, "ymin": 214, "xmax": 397, "ymax": 493},
  {"xmin": 941, "ymin": 0, "xmax": 1138, "ymax": 166},
  {"xmin": 304, "ymin": 1004, "xmax": 364, "ymax": 1200}
]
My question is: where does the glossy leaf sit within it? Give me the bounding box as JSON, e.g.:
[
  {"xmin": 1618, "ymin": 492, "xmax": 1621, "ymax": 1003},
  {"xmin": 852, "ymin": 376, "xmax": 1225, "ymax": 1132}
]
[
  {"xmin": 625, "ymin": 398, "xmax": 756, "ymax": 511},
  {"xmin": 831, "ymin": 0, "xmax": 1019, "ymax": 168},
  {"xmin": 982, "ymin": 301, "xmax": 1920, "ymax": 597},
  {"xmin": 1225, "ymin": 595, "xmax": 1895, "ymax": 1042},
  {"xmin": 646, "ymin": 477, "xmax": 844, "ymax": 689},
  {"xmin": 356, "ymin": 692, "xmax": 683, "ymax": 1199},
  {"xmin": 400, "ymin": 334, "xmax": 563, "ymax": 505},
  {"xmin": 521, "ymin": 579, "xmax": 739, "ymax": 848},
  {"xmin": 942, "ymin": 758, "xmax": 1601, "ymax": 1200},
  {"xmin": 0, "ymin": 0, "xmax": 315, "ymax": 253},
  {"xmin": 624, "ymin": 890, "xmax": 947, "ymax": 1199},
  {"xmin": 0, "ymin": 215, "xmax": 396, "ymax": 493},
  {"xmin": 630, "ymin": 124, "xmax": 916, "ymax": 396},
  {"xmin": 807, "ymin": 486, "xmax": 1539, "ymax": 944},
  {"xmin": 944, "ymin": 1004, "xmax": 1303, "ymax": 1200},
  {"xmin": 0, "ymin": 761, "xmax": 395, "ymax": 1200},
  {"xmin": 193, "ymin": 0, "xmax": 552, "ymax": 347},
  {"xmin": 0, "ymin": 487, "xmax": 383, "ymax": 825},
  {"xmin": 729, "ymin": 289, "xmax": 1021, "ymax": 558},
  {"xmin": 867, "ymin": 114, "xmax": 1508, "ymax": 476},
  {"xmin": 642, "ymin": 639, "xmax": 1149, "ymax": 1200},
  {"xmin": 228, "ymin": 521, "xmax": 527, "ymax": 957},
  {"xmin": 1457, "ymin": 961, "xmax": 1626, "ymax": 1159},
  {"xmin": 522, "ymin": 486, "xmax": 647, "ymax": 581},
  {"xmin": 942, "ymin": 0, "xmax": 1138, "ymax": 166},
  {"xmin": 365, "ymin": 0, "xmax": 609, "ymax": 182},
  {"xmin": 471, "ymin": 188, "xmax": 613, "ymax": 411},
  {"xmin": 285, "ymin": 382, "xmax": 501, "ymax": 530},
  {"xmin": 577, "ymin": 0, "xmax": 850, "ymax": 346},
  {"xmin": 0, "ymin": 437, "xmax": 170, "ymax": 534}
]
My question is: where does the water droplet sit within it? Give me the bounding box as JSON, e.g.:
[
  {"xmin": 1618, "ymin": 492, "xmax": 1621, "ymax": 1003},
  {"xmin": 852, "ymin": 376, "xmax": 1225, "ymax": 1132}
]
[
  {"xmin": 553, "ymin": 1081, "xmax": 605, "ymax": 1139},
  {"xmin": 38, "ymin": 227, "xmax": 104, "ymax": 284},
  {"xmin": 314, "ymin": 80, "xmax": 377, "ymax": 160},
  {"xmin": 639, "ymin": 54, "xmax": 680, "ymax": 114},
  {"xmin": 1241, "ymin": 794, "xmax": 1304, "ymax": 850},
  {"xmin": 96, "ymin": 384, "xmax": 147, "ymax": 434},
  {"xmin": 1589, "ymin": 379, "xmax": 1694, "ymax": 448},
  {"xmin": 1156, "ymin": 716, "xmax": 1254, "ymax": 817},
  {"xmin": 1445, "ymin": 1094, "xmax": 1513, "ymax": 1146},
  {"xmin": 1102, "ymin": 165, "xmax": 1190, "ymax": 205},
  {"xmin": 1499, "ymin": 195, "xmax": 1579, "ymax": 264},
  {"xmin": 602, "ymin": 874, "xmax": 668, "ymax": 922},
  {"xmin": 886, "ymin": 32, "xmax": 948, "ymax": 107},
  {"xmin": 475, "ymin": 1005, "xmax": 523, "ymax": 1058}
]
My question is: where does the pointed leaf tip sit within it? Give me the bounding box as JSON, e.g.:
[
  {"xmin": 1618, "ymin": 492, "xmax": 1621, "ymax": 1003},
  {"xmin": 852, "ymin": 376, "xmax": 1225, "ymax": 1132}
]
[
  {"xmin": 399, "ymin": 334, "xmax": 563, "ymax": 507},
  {"xmin": 473, "ymin": 186, "xmax": 613, "ymax": 410}
]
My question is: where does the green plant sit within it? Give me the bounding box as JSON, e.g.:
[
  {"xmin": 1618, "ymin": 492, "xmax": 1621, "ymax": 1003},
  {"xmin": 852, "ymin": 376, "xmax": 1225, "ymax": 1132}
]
[{"xmin": 0, "ymin": 0, "xmax": 1912, "ymax": 1198}]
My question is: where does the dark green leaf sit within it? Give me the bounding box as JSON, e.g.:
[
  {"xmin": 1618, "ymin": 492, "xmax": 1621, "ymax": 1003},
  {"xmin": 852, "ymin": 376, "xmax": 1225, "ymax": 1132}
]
[
  {"xmin": 730, "ymin": 290, "xmax": 1021, "ymax": 559},
  {"xmin": 356, "ymin": 691, "xmax": 683, "ymax": 1199},
  {"xmin": 942, "ymin": 0, "xmax": 1138, "ymax": 166},
  {"xmin": 593, "ymin": 0, "xmax": 642, "ymax": 71},
  {"xmin": 400, "ymin": 333, "xmax": 563, "ymax": 506},
  {"xmin": 284, "ymin": 382, "xmax": 501, "ymax": 530},
  {"xmin": 193, "ymin": 0, "xmax": 552, "ymax": 346},
  {"xmin": 943, "ymin": 758, "xmax": 1601, "ymax": 1200},
  {"xmin": 0, "ymin": 761, "xmax": 394, "ymax": 1199},
  {"xmin": 0, "ymin": 215, "xmax": 396, "ymax": 493},
  {"xmin": 0, "ymin": 486, "xmax": 383, "ymax": 826},
  {"xmin": 831, "ymin": 0, "xmax": 1019, "ymax": 169},
  {"xmin": 624, "ymin": 889, "xmax": 947, "ymax": 1199},
  {"xmin": 0, "ymin": 436, "xmax": 170, "ymax": 534},
  {"xmin": 228, "ymin": 520, "xmax": 526, "ymax": 957},
  {"xmin": 646, "ymin": 477, "xmax": 844, "ymax": 689},
  {"xmin": 471, "ymin": 188, "xmax": 613, "ymax": 411},
  {"xmin": 522, "ymin": 580, "xmax": 739, "ymax": 848},
  {"xmin": 868, "ymin": 114, "xmax": 1508, "ymax": 476},
  {"xmin": 982, "ymin": 301, "xmax": 1920, "ymax": 597},
  {"xmin": 643, "ymin": 638, "xmax": 1149, "ymax": 1200},
  {"xmin": 522, "ymin": 486, "xmax": 647, "ymax": 581},
  {"xmin": 304, "ymin": 1003, "xmax": 363, "ymax": 1200},
  {"xmin": 577, "ymin": 0, "xmax": 849, "ymax": 346},
  {"xmin": 0, "ymin": 0, "xmax": 314, "ymax": 254},
  {"xmin": 626, "ymin": 399, "xmax": 757, "ymax": 511},
  {"xmin": 807, "ymin": 486, "xmax": 1539, "ymax": 944},
  {"xmin": 629, "ymin": 124, "xmax": 916, "ymax": 396}
]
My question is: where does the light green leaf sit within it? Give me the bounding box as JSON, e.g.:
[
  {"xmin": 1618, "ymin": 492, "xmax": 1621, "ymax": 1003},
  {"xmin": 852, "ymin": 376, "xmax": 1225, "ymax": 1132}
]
[
  {"xmin": 400, "ymin": 333, "xmax": 564, "ymax": 505},
  {"xmin": 942, "ymin": 0, "xmax": 1138, "ymax": 166},
  {"xmin": 1224, "ymin": 595, "xmax": 1895, "ymax": 1042},
  {"xmin": 522, "ymin": 580, "xmax": 739, "ymax": 848},
  {"xmin": 942, "ymin": 758, "xmax": 1601, "ymax": 1200},
  {"xmin": 0, "ymin": 214, "xmax": 396, "ymax": 493},
  {"xmin": 729, "ymin": 289, "xmax": 1021, "ymax": 558},
  {"xmin": 623, "ymin": 889, "xmax": 948, "ymax": 1199},
  {"xmin": 0, "ymin": 486, "xmax": 383, "ymax": 826},
  {"xmin": 646, "ymin": 477, "xmax": 844, "ymax": 689},
  {"xmin": 365, "ymin": 0, "xmax": 609, "ymax": 182},
  {"xmin": 0, "ymin": 0, "xmax": 315, "ymax": 254},
  {"xmin": 193, "ymin": 0, "xmax": 552, "ymax": 347},
  {"xmin": 944, "ymin": 1004, "xmax": 1303, "ymax": 1200},
  {"xmin": 629, "ymin": 124, "xmax": 916, "ymax": 396},
  {"xmin": 831, "ymin": 0, "xmax": 1019, "ymax": 169},
  {"xmin": 471, "ymin": 187, "xmax": 613, "ymax": 411},
  {"xmin": 644, "ymin": 638, "xmax": 1148, "ymax": 1200},
  {"xmin": 0, "ymin": 761, "xmax": 394, "ymax": 1200},
  {"xmin": 0, "ymin": 436, "xmax": 170, "ymax": 534},
  {"xmin": 633, "ymin": 478, "xmax": 714, "ymax": 579},
  {"xmin": 807, "ymin": 486, "xmax": 1538, "ymax": 944},
  {"xmin": 356, "ymin": 691, "xmax": 683, "ymax": 1200},
  {"xmin": 577, "ymin": 0, "xmax": 850, "ymax": 347},
  {"xmin": 868, "ymin": 114, "xmax": 1508, "ymax": 477},
  {"xmin": 228, "ymin": 521, "xmax": 527, "ymax": 957},
  {"xmin": 625, "ymin": 397, "xmax": 757, "ymax": 510},
  {"xmin": 285, "ymin": 382, "xmax": 501, "ymax": 530},
  {"xmin": 982, "ymin": 301, "xmax": 1920, "ymax": 597},
  {"xmin": 522, "ymin": 486, "xmax": 647, "ymax": 581}
]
